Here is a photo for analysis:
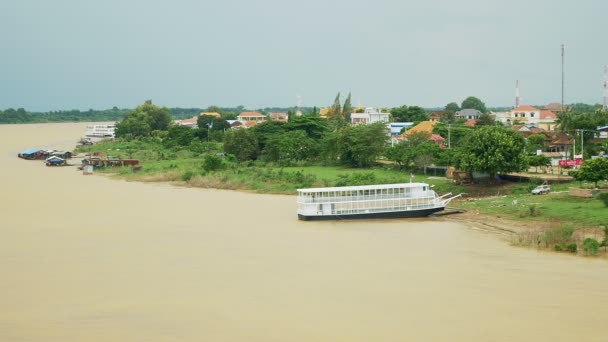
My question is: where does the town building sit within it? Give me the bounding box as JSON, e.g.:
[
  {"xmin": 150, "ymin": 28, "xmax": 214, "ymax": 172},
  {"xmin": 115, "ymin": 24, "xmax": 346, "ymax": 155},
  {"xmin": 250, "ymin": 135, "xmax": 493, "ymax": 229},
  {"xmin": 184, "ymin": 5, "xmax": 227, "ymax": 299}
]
[
  {"xmin": 268, "ymin": 112, "xmax": 289, "ymax": 122},
  {"xmin": 455, "ymin": 109, "xmax": 482, "ymax": 120},
  {"xmin": 237, "ymin": 112, "xmax": 267, "ymax": 127},
  {"xmin": 350, "ymin": 107, "xmax": 390, "ymax": 125}
]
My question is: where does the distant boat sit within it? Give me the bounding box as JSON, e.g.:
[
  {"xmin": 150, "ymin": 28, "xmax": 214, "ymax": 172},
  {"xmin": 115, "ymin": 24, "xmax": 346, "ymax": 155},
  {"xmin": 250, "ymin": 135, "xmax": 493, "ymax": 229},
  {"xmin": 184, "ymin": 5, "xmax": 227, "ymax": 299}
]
[
  {"xmin": 296, "ymin": 182, "xmax": 461, "ymax": 221},
  {"xmin": 84, "ymin": 124, "xmax": 116, "ymax": 139}
]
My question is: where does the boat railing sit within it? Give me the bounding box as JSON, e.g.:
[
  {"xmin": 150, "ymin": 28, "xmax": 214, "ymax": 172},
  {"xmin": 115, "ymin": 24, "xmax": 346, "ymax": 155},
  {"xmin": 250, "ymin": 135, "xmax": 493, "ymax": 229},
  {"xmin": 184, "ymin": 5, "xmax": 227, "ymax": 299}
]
[{"xmin": 297, "ymin": 193, "xmax": 435, "ymax": 204}]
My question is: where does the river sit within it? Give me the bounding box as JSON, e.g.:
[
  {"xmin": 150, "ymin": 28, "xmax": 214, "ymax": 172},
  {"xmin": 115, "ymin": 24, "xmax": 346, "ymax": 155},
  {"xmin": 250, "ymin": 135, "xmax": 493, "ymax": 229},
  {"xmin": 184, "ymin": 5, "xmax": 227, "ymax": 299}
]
[{"xmin": 0, "ymin": 123, "xmax": 606, "ymax": 341}]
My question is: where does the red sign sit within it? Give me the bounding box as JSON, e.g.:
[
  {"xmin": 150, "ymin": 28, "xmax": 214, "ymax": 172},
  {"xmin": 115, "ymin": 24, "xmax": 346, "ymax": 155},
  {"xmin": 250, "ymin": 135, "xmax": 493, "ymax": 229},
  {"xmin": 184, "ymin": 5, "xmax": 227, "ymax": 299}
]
[{"xmin": 558, "ymin": 159, "xmax": 583, "ymax": 167}]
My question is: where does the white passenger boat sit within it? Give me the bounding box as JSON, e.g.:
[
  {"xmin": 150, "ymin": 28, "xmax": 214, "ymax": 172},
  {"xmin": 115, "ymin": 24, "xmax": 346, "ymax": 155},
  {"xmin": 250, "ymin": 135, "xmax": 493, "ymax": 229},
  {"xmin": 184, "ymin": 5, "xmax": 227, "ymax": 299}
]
[
  {"xmin": 84, "ymin": 124, "xmax": 116, "ymax": 139},
  {"xmin": 296, "ymin": 182, "xmax": 460, "ymax": 221}
]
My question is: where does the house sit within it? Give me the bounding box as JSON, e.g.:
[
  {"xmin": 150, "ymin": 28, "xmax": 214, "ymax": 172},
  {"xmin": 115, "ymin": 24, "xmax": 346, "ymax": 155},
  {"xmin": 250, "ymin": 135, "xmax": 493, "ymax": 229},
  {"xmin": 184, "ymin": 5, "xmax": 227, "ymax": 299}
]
[
  {"xmin": 538, "ymin": 110, "xmax": 558, "ymax": 131},
  {"xmin": 268, "ymin": 112, "xmax": 289, "ymax": 122},
  {"xmin": 507, "ymin": 105, "xmax": 557, "ymax": 130},
  {"xmin": 393, "ymin": 121, "xmax": 446, "ymax": 147},
  {"xmin": 543, "ymin": 103, "xmax": 568, "ymax": 113},
  {"xmin": 175, "ymin": 116, "xmax": 199, "ymax": 128},
  {"xmin": 510, "ymin": 105, "xmax": 541, "ymax": 124},
  {"xmin": 350, "ymin": 107, "xmax": 390, "ymax": 125},
  {"xmin": 387, "ymin": 122, "xmax": 414, "ymax": 136},
  {"xmin": 237, "ymin": 112, "xmax": 267, "ymax": 127},
  {"xmin": 547, "ymin": 132, "xmax": 573, "ymax": 154},
  {"xmin": 597, "ymin": 126, "xmax": 608, "ymax": 139},
  {"xmin": 176, "ymin": 112, "xmax": 223, "ymax": 128},
  {"xmin": 18, "ymin": 149, "xmax": 45, "ymax": 160},
  {"xmin": 199, "ymin": 112, "xmax": 221, "ymax": 118},
  {"xmin": 429, "ymin": 110, "xmax": 450, "ymax": 123},
  {"xmin": 429, "ymin": 134, "xmax": 446, "ymax": 148},
  {"xmin": 404, "ymin": 121, "xmax": 436, "ymax": 136},
  {"xmin": 455, "ymin": 109, "xmax": 482, "ymax": 120},
  {"xmin": 464, "ymin": 119, "xmax": 476, "ymax": 127}
]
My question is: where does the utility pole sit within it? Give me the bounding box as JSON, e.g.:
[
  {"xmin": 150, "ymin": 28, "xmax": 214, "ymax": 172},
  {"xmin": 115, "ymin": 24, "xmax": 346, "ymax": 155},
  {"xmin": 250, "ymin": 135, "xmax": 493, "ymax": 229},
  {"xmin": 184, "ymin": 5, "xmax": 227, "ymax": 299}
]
[
  {"xmin": 448, "ymin": 123, "xmax": 451, "ymax": 149},
  {"xmin": 561, "ymin": 44, "xmax": 565, "ymax": 112},
  {"xmin": 602, "ymin": 65, "xmax": 608, "ymax": 111}
]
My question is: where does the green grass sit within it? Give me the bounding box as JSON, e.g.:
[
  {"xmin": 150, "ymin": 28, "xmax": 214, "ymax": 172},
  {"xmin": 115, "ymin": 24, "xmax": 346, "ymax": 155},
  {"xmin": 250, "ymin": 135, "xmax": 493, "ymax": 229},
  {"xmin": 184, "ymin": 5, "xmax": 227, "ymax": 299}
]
[{"xmin": 460, "ymin": 192, "xmax": 608, "ymax": 227}]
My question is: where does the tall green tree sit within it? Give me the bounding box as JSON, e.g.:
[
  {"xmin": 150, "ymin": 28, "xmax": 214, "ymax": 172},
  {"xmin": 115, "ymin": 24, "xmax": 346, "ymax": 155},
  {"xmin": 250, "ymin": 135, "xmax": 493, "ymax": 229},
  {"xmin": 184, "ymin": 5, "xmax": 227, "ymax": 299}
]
[
  {"xmin": 390, "ymin": 105, "xmax": 428, "ymax": 122},
  {"xmin": 455, "ymin": 125, "xmax": 527, "ymax": 177},
  {"xmin": 328, "ymin": 92, "xmax": 342, "ymax": 120},
  {"xmin": 475, "ymin": 113, "xmax": 496, "ymax": 126},
  {"xmin": 115, "ymin": 100, "xmax": 171, "ymax": 138},
  {"xmin": 572, "ymin": 158, "xmax": 608, "ymax": 188},
  {"xmin": 342, "ymin": 92, "xmax": 353, "ymax": 122},
  {"xmin": 223, "ymin": 128, "xmax": 259, "ymax": 162},
  {"xmin": 461, "ymin": 96, "xmax": 487, "ymax": 113},
  {"xmin": 262, "ymin": 130, "xmax": 318, "ymax": 163},
  {"xmin": 445, "ymin": 102, "xmax": 460, "ymax": 112},
  {"xmin": 338, "ymin": 122, "xmax": 387, "ymax": 167}
]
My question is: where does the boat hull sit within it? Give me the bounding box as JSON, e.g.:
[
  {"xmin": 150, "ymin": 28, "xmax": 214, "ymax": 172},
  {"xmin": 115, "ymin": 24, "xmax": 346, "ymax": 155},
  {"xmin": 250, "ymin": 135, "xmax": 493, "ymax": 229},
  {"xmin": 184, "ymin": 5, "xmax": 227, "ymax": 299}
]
[{"xmin": 297, "ymin": 207, "xmax": 444, "ymax": 221}]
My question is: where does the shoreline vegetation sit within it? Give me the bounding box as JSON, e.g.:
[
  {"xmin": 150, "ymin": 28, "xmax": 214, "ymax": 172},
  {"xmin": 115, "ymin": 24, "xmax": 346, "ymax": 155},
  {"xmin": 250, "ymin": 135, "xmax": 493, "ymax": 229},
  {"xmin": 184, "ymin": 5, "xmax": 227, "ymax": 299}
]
[{"xmin": 74, "ymin": 137, "xmax": 608, "ymax": 258}]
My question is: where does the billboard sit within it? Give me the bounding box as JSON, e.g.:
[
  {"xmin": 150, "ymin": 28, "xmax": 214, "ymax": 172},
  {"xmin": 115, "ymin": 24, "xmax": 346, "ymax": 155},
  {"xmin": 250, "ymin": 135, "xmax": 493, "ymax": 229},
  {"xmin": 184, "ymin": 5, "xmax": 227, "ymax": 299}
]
[{"xmin": 558, "ymin": 159, "xmax": 583, "ymax": 167}]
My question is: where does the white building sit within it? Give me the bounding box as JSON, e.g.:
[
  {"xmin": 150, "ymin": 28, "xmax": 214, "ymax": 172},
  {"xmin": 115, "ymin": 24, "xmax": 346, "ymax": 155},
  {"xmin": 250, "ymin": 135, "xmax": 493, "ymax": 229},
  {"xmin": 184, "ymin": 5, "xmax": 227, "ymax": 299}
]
[{"xmin": 350, "ymin": 107, "xmax": 390, "ymax": 125}]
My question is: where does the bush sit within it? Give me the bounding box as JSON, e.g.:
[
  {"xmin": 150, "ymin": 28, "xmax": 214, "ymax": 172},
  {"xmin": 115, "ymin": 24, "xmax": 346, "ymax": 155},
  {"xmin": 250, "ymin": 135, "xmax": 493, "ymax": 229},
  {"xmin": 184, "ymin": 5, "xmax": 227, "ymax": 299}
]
[
  {"xmin": 334, "ymin": 172, "xmax": 377, "ymax": 187},
  {"xmin": 566, "ymin": 243, "xmax": 577, "ymax": 253},
  {"xmin": 582, "ymin": 238, "xmax": 600, "ymax": 256},
  {"xmin": 528, "ymin": 204, "xmax": 540, "ymax": 217},
  {"xmin": 596, "ymin": 192, "xmax": 608, "ymax": 207},
  {"xmin": 202, "ymin": 155, "xmax": 224, "ymax": 171},
  {"xmin": 181, "ymin": 170, "xmax": 196, "ymax": 181}
]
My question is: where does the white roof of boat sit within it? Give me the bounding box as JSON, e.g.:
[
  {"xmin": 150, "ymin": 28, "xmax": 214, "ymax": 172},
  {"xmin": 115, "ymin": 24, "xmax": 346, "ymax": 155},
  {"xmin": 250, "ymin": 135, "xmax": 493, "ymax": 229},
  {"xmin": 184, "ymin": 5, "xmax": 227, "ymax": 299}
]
[{"xmin": 297, "ymin": 182, "xmax": 430, "ymax": 193}]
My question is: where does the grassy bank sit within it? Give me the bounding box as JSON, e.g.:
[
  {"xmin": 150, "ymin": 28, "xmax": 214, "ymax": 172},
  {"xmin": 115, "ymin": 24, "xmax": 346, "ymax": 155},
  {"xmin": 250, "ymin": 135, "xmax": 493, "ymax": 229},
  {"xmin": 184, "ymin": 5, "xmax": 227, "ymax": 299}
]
[{"xmin": 76, "ymin": 139, "xmax": 607, "ymax": 241}]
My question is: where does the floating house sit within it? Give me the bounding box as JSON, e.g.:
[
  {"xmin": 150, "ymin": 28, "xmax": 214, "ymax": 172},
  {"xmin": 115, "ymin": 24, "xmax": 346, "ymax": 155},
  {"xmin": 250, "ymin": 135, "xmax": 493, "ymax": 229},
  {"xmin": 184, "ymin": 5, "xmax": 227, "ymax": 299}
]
[
  {"xmin": 18, "ymin": 149, "xmax": 45, "ymax": 160},
  {"xmin": 45, "ymin": 156, "xmax": 66, "ymax": 166}
]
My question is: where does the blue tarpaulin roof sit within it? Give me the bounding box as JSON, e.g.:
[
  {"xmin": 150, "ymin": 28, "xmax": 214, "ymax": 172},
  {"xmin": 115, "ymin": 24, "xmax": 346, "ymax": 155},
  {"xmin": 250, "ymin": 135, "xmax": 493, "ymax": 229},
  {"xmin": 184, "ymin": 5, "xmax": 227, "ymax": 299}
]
[{"xmin": 20, "ymin": 148, "xmax": 42, "ymax": 155}]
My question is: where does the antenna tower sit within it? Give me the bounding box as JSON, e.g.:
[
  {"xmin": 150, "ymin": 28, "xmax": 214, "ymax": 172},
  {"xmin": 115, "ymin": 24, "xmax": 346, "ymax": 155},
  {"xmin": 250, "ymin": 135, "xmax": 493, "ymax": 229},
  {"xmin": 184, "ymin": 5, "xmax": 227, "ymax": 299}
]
[
  {"xmin": 296, "ymin": 95, "xmax": 302, "ymax": 116},
  {"xmin": 602, "ymin": 65, "xmax": 608, "ymax": 111}
]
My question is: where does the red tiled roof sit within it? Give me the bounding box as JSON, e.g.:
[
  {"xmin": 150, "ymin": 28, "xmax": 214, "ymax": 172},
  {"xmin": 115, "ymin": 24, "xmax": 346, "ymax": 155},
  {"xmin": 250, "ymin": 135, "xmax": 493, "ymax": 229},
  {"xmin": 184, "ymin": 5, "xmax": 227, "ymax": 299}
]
[
  {"xmin": 540, "ymin": 110, "xmax": 557, "ymax": 119},
  {"xmin": 238, "ymin": 111, "xmax": 266, "ymax": 117},
  {"xmin": 430, "ymin": 134, "xmax": 445, "ymax": 141},
  {"xmin": 513, "ymin": 105, "xmax": 540, "ymax": 111}
]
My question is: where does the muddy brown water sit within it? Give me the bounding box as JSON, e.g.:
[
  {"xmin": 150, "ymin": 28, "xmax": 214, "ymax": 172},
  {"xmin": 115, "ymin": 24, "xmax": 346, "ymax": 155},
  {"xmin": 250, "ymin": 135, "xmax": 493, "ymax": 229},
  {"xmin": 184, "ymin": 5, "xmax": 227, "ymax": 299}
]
[{"xmin": 1, "ymin": 123, "xmax": 607, "ymax": 341}]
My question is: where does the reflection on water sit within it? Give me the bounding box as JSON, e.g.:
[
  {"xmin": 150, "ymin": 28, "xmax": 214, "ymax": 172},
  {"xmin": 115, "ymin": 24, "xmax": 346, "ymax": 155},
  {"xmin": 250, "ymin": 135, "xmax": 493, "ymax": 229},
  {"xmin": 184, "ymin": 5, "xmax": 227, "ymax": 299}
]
[{"xmin": 0, "ymin": 123, "xmax": 606, "ymax": 341}]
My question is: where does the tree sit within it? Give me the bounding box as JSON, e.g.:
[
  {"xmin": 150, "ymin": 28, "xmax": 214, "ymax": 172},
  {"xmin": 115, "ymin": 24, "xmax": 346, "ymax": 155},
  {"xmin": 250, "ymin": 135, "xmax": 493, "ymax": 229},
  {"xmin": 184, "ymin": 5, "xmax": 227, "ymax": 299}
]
[
  {"xmin": 284, "ymin": 115, "xmax": 329, "ymax": 140},
  {"xmin": 475, "ymin": 113, "xmax": 496, "ymax": 126},
  {"xmin": 262, "ymin": 130, "xmax": 318, "ymax": 163},
  {"xmin": 461, "ymin": 96, "xmax": 487, "ymax": 113},
  {"xmin": 390, "ymin": 105, "xmax": 428, "ymax": 122},
  {"xmin": 223, "ymin": 128, "xmax": 259, "ymax": 162},
  {"xmin": 527, "ymin": 155, "xmax": 551, "ymax": 173},
  {"xmin": 445, "ymin": 102, "xmax": 460, "ymax": 112},
  {"xmin": 206, "ymin": 105, "xmax": 223, "ymax": 115},
  {"xmin": 327, "ymin": 93, "xmax": 343, "ymax": 120},
  {"xmin": 338, "ymin": 122, "xmax": 387, "ymax": 167},
  {"xmin": 384, "ymin": 132, "xmax": 440, "ymax": 171},
  {"xmin": 572, "ymin": 157, "xmax": 608, "ymax": 188},
  {"xmin": 455, "ymin": 125, "xmax": 528, "ymax": 178},
  {"xmin": 342, "ymin": 92, "xmax": 353, "ymax": 122},
  {"xmin": 526, "ymin": 133, "xmax": 546, "ymax": 154},
  {"xmin": 165, "ymin": 125, "xmax": 195, "ymax": 146},
  {"xmin": 115, "ymin": 100, "xmax": 171, "ymax": 138}
]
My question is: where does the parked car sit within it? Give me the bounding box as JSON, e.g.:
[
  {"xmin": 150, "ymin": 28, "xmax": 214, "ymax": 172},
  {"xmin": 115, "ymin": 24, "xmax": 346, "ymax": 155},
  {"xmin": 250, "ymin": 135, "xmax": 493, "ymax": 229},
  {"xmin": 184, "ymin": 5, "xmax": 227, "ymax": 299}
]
[{"xmin": 531, "ymin": 184, "xmax": 551, "ymax": 195}]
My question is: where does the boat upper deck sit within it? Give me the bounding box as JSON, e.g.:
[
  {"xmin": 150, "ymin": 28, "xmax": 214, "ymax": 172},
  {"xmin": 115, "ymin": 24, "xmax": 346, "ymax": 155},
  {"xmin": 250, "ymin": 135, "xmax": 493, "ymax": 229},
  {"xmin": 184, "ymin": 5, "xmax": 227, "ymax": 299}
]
[{"xmin": 297, "ymin": 182, "xmax": 430, "ymax": 194}]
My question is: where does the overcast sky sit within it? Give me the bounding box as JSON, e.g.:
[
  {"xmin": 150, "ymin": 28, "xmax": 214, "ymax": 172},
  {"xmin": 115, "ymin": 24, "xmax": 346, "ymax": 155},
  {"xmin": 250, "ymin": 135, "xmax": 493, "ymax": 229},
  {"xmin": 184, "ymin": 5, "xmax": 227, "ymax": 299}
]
[{"xmin": 1, "ymin": 0, "xmax": 607, "ymax": 111}]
